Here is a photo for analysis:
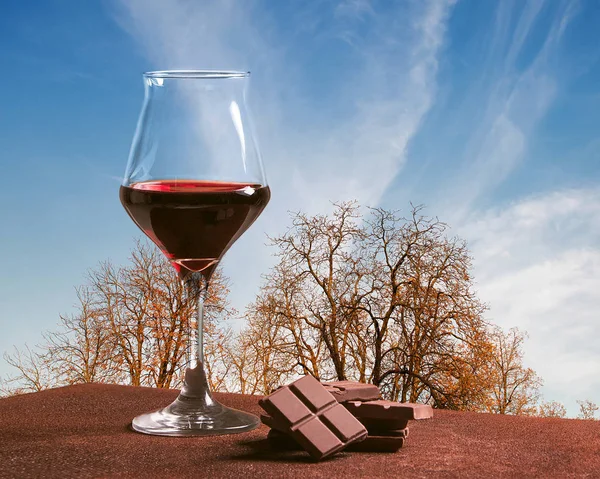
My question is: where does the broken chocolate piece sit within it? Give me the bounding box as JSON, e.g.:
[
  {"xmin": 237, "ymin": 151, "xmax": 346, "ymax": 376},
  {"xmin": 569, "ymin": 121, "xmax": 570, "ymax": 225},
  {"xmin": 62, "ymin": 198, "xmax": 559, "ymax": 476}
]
[
  {"xmin": 267, "ymin": 422, "xmax": 407, "ymax": 453},
  {"xmin": 323, "ymin": 381, "xmax": 382, "ymax": 403},
  {"xmin": 262, "ymin": 412, "xmax": 409, "ymax": 439},
  {"xmin": 347, "ymin": 435, "xmax": 405, "ymax": 453},
  {"xmin": 258, "ymin": 375, "xmax": 367, "ymax": 460},
  {"xmin": 366, "ymin": 427, "xmax": 408, "ymax": 438},
  {"xmin": 358, "ymin": 417, "xmax": 409, "ymax": 432},
  {"xmin": 260, "ymin": 414, "xmax": 408, "ymax": 439},
  {"xmin": 344, "ymin": 400, "xmax": 433, "ymax": 421}
]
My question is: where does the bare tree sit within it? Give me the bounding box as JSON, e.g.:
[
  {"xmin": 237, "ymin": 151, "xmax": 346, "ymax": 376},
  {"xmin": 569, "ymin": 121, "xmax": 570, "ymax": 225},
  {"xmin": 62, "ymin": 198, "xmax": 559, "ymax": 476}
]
[
  {"xmin": 268, "ymin": 203, "xmax": 363, "ymax": 381},
  {"xmin": 44, "ymin": 286, "xmax": 116, "ymax": 385},
  {"xmin": 537, "ymin": 400, "xmax": 567, "ymax": 418},
  {"xmin": 3, "ymin": 240, "xmax": 234, "ymax": 393},
  {"xmin": 3, "ymin": 344, "xmax": 53, "ymax": 394},
  {"xmin": 87, "ymin": 241, "xmax": 234, "ymax": 389},
  {"xmin": 227, "ymin": 294, "xmax": 303, "ymax": 395},
  {"xmin": 0, "ymin": 377, "xmax": 14, "ymax": 398},
  {"xmin": 577, "ymin": 399, "xmax": 599, "ymax": 420},
  {"xmin": 487, "ymin": 327, "xmax": 542, "ymax": 415},
  {"xmin": 202, "ymin": 272, "xmax": 237, "ymax": 392},
  {"xmin": 88, "ymin": 254, "xmax": 150, "ymax": 387},
  {"xmin": 240, "ymin": 203, "xmax": 501, "ymax": 410},
  {"xmin": 363, "ymin": 206, "xmax": 491, "ymax": 409},
  {"xmin": 3, "ymin": 212, "xmax": 547, "ymax": 417}
]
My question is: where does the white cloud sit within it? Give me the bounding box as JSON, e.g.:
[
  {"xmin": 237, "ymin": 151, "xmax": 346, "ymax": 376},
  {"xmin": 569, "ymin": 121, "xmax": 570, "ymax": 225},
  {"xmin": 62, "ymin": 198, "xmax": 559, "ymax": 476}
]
[
  {"xmin": 461, "ymin": 188, "xmax": 600, "ymax": 277},
  {"xmin": 458, "ymin": 188, "xmax": 600, "ymax": 414}
]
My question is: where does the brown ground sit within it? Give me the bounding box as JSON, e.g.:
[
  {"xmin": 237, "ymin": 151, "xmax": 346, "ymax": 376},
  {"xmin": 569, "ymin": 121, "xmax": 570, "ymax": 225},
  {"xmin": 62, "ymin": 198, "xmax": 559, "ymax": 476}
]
[{"xmin": 0, "ymin": 384, "xmax": 599, "ymax": 478}]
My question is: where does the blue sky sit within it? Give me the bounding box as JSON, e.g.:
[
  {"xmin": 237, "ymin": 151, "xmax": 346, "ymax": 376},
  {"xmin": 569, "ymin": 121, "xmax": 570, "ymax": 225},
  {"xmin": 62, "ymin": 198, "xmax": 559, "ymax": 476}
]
[{"xmin": 1, "ymin": 0, "xmax": 599, "ymax": 415}]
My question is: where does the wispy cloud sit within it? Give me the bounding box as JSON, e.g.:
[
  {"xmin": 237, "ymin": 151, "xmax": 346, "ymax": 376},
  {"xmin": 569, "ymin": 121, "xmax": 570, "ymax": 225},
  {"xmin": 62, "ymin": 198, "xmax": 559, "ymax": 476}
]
[
  {"xmin": 113, "ymin": 0, "xmax": 455, "ymax": 211},
  {"xmin": 113, "ymin": 0, "xmax": 456, "ymax": 305},
  {"xmin": 335, "ymin": 0, "xmax": 375, "ymax": 20},
  {"xmin": 435, "ymin": 1, "xmax": 579, "ymax": 222},
  {"xmin": 408, "ymin": 0, "xmax": 600, "ymax": 414},
  {"xmin": 307, "ymin": 0, "xmax": 456, "ymax": 208},
  {"xmin": 461, "ymin": 188, "xmax": 600, "ymax": 278}
]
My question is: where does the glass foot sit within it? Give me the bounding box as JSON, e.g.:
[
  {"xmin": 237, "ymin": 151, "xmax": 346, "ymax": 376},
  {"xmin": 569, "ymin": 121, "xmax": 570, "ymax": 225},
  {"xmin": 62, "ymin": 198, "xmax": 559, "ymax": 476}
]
[
  {"xmin": 131, "ymin": 366, "xmax": 260, "ymax": 437},
  {"xmin": 131, "ymin": 396, "xmax": 260, "ymax": 436}
]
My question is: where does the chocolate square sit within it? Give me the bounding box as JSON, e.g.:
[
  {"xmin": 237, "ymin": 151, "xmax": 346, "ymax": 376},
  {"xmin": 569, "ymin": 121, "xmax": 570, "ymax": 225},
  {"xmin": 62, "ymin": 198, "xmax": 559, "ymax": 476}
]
[{"xmin": 259, "ymin": 376, "xmax": 367, "ymax": 460}]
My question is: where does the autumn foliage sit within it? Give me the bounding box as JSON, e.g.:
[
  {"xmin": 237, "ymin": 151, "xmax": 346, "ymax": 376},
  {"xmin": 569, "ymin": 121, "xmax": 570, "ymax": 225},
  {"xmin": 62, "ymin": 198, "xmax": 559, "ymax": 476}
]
[
  {"xmin": 2, "ymin": 204, "xmax": 595, "ymax": 418},
  {"xmin": 226, "ymin": 203, "xmax": 540, "ymax": 413},
  {"xmin": 3, "ymin": 241, "xmax": 232, "ymax": 392}
]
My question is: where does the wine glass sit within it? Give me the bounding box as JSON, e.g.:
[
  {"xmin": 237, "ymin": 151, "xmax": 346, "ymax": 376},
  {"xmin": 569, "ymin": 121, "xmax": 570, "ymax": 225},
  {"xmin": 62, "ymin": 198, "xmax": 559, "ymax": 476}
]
[{"xmin": 120, "ymin": 70, "xmax": 270, "ymax": 436}]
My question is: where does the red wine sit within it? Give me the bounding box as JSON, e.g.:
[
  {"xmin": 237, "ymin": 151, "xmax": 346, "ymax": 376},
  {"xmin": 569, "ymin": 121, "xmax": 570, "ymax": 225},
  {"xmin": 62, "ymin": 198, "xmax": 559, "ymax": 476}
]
[{"xmin": 120, "ymin": 180, "xmax": 270, "ymax": 277}]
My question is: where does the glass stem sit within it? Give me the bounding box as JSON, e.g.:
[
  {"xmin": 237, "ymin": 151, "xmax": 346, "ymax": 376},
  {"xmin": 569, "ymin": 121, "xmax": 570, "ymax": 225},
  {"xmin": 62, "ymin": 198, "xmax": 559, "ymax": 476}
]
[
  {"xmin": 178, "ymin": 271, "xmax": 215, "ymax": 404},
  {"xmin": 184, "ymin": 272, "xmax": 209, "ymax": 369}
]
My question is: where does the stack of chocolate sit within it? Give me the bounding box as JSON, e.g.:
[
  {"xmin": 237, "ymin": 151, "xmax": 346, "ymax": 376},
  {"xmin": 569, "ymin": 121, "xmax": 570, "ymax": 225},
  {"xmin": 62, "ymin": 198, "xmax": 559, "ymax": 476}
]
[{"xmin": 258, "ymin": 376, "xmax": 433, "ymax": 461}]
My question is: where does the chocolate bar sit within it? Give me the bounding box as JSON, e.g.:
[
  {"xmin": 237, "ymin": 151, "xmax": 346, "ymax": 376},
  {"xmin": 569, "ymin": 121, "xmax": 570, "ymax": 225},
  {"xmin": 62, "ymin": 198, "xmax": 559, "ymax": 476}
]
[
  {"xmin": 323, "ymin": 381, "xmax": 382, "ymax": 402},
  {"xmin": 265, "ymin": 419, "xmax": 408, "ymax": 453},
  {"xmin": 262, "ymin": 413, "xmax": 408, "ymax": 438},
  {"xmin": 323, "ymin": 381, "xmax": 381, "ymax": 402},
  {"xmin": 347, "ymin": 435, "xmax": 405, "ymax": 453},
  {"xmin": 272, "ymin": 380, "xmax": 381, "ymax": 403},
  {"xmin": 258, "ymin": 375, "xmax": 367, "ymax": 460},
  {"xmin": 358, "ymin": 417, "xmax": 409, "ymax": 431},
  {"xmin": 344, "ymin": 400, "xmax": 433, "ymax": 421}
]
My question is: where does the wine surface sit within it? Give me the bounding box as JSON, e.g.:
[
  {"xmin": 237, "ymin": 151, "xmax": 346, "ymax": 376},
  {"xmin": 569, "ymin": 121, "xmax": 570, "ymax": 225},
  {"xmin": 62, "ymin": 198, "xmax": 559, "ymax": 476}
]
[{"xmin": 120, "ymin": 180, "xmax": 270, "ymax": 276}]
